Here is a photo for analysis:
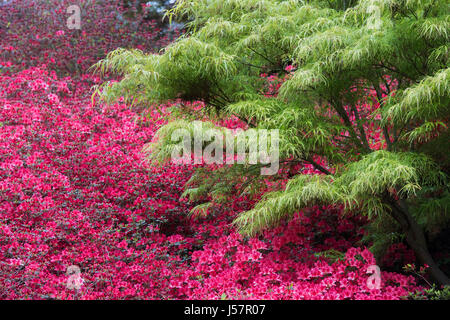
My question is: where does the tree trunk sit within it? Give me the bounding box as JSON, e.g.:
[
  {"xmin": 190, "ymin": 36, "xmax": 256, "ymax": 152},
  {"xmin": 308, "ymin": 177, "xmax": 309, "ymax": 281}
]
[{"xmin": 385, "ymin": 195, "xmax": 450, "ymax": 286}]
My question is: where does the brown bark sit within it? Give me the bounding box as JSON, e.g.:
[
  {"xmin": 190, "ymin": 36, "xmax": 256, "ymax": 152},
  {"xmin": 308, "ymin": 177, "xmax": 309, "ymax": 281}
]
[{"xmin": 384, "ymin": 194, "xmax": 450, "ymax": 286}]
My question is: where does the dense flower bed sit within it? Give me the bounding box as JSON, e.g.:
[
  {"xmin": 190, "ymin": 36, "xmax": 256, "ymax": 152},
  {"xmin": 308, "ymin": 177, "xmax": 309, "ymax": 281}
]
[
  {"xmin": 0, "ymin": 0, "xmax": 179, "ymax": 76},
  {"xmin": 0, "ymin": 63, "xmax": 422, "ymax": 299},
  {"xmin": 0, "ymin": 0, "xmax": 423, "ymax": 300}
]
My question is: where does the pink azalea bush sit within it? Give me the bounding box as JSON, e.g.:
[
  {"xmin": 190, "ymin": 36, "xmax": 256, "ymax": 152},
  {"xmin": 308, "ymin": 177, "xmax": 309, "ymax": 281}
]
[
  {"xmin": 0, "ymin": 0, "xmax": 179, "ymax": 76},
  {"xmin": 0, "ymin": 0, "xmax": 425, "ymax": 300},
  {"xmin": 0, "ymin": 63, "xmax": 422, "ymax": 299}
]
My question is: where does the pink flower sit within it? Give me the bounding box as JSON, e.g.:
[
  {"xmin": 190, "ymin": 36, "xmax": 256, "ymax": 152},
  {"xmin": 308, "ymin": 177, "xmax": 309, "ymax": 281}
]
[
  {"xmin": 47, "ymin": 93, "xmax": 60, "ymax": 104},
  {"xmin": 118, "ymin": 240, "xmax": 128, "ymax": 249}
]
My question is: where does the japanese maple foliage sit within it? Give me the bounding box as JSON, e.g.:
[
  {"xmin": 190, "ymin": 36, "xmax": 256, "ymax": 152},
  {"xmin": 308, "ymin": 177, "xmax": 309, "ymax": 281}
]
[
  {"xmin": 0, "ymin": 0, "xmax": 425, "ymax": 300},
  {"xmin": 0, "ymin": 63, "xmax": 421, "ymax": 300}
]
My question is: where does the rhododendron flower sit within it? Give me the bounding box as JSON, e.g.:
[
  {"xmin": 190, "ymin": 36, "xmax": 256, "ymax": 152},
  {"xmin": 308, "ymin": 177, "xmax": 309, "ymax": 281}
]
[
  {"xmin": 0, "ymin": 0, "xmax": 427, "ymax": 301},
  {"xmin": 47, "ymin": 93, "xmax": 60, "ymax": 104}
]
